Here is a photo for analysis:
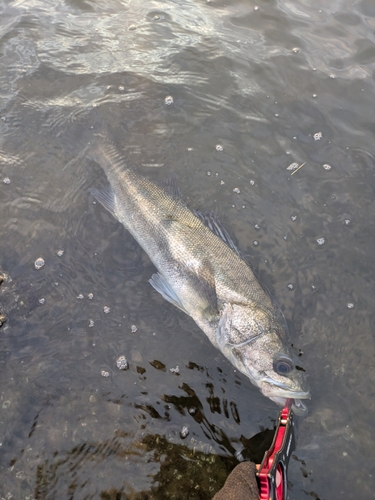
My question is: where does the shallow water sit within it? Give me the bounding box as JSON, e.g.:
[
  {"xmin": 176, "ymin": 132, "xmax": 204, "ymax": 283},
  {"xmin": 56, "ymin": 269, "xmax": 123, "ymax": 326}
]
[{"xmin": 1, "ymin": 0, "xmax": 375, "ymax": 498}]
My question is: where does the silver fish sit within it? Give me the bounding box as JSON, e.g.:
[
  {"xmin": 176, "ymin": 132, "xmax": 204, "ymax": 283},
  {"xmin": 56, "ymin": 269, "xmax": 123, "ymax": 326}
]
[{"xmin": 89, "ymin": 139, "xmax": 310, "ymax": 415}]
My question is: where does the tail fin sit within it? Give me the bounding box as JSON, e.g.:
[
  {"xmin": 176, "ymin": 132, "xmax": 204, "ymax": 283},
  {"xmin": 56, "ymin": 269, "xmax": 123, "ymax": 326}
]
[
  {"xmin": 86, "ymin": 122, "xmax": 128, "ymax": 177},
  {"xmin": 88, "ymin": 140, "xmax": 128, "ymax": 175}
]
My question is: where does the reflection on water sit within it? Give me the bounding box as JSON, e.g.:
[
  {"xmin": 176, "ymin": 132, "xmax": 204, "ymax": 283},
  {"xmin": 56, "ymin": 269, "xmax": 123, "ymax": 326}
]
[
  {"xmin": 33, "ymin": 382, "xmax": 243, "ymax": 499},
  {"xmin": 31, "ymin": 379, "xmax": 275, "ymax": 499},
  {"xmin": 35, "ymin": 432, "xmax": 237, "ymax": 500},
  {"xmin": 1, "ymin": 0, "xmax": 375, "ymax": 499}
]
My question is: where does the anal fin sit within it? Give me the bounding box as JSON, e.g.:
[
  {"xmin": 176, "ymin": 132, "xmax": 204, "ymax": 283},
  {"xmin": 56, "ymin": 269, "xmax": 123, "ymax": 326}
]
[{"xmin": 89, "ymin": 186, "xmax": 117, "ymax": 219}]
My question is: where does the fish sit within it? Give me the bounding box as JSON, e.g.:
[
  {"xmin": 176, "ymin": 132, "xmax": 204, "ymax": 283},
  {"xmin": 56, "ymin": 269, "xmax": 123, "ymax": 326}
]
[{"xmin": 88, "ymin": 138, "xmax": 310, "ymax": 416}]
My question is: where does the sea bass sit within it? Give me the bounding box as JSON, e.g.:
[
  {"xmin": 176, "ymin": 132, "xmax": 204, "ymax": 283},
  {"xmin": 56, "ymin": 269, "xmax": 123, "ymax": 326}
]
[{"xmin": 89, "ymin": 140, "xmax": 310, "ymax": 415}]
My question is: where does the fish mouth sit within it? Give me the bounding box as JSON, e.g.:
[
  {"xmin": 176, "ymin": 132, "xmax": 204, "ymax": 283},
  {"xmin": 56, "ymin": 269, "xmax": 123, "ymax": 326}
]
[
  {"xmin": 261, "ymin": 380, "xmax": 310, "ymax": 416},
  {"xmin": 269, "ymin": 397, "xmax": 309, "ymax": 417}
]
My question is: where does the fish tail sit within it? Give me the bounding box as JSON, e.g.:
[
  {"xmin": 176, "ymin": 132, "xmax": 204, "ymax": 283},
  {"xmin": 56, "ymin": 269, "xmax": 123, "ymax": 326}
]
[
  {"xmin": 89, "ymin": 140, "xmax": 128, "ymax": 175},
  {"xmin": 87, "ymin": 125, "xmax": 129, "ymax": 177}
]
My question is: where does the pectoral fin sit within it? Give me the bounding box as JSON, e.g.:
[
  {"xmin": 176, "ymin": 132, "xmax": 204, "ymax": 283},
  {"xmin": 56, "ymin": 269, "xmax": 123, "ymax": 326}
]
[
  {"xmin": 150, "ymin": 269, "xmax": 218, "ymax": 322},
  {"xmin": 149, "ymin": 273, "xmax": 190, "ymax": 315}
]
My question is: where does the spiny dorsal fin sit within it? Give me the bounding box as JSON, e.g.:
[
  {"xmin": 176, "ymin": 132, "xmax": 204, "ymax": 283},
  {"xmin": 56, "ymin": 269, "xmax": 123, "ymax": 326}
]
[
  {"xmin": 160, "ymin": 174, "xmax": 182, "ymax": 200},
  {"xmin": 194, "ymin": 211, "xmax": 245, "ymax": 259}
]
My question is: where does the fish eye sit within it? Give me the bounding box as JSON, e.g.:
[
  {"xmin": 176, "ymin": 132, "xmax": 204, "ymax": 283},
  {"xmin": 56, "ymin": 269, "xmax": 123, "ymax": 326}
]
[{"xmin": 273, "ymin": 356, "xmax": 294, "ymax": 376}]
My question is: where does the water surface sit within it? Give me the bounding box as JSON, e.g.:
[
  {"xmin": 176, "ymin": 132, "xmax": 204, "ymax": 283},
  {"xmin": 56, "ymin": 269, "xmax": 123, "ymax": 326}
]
[{"xmin": 1, "ymin": 0, "xmax": 375, "ymax": 498}]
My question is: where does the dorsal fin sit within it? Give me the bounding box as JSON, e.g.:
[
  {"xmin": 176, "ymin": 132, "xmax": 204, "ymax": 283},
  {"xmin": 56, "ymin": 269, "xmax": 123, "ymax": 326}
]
[
  {"xmin": 194, "ymin": 211, "xmax": 245, "ymax": 259},
  {"xmin": 160, "ymin": 174, "xmax": 182, "ymax": 200}
]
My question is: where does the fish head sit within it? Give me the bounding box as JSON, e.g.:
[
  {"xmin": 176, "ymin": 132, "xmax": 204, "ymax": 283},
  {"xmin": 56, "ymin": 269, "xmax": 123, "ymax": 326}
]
[{"xmin": 217, "ymin": 303, "xmax": 310, "ymax": 416}]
